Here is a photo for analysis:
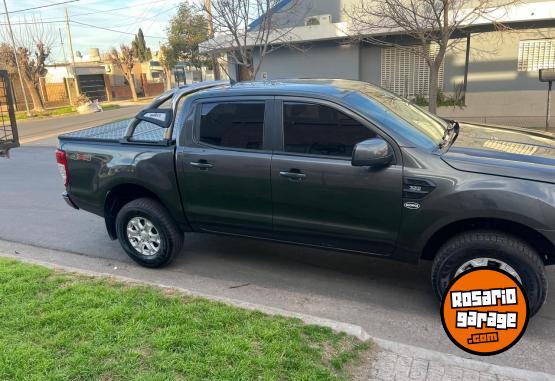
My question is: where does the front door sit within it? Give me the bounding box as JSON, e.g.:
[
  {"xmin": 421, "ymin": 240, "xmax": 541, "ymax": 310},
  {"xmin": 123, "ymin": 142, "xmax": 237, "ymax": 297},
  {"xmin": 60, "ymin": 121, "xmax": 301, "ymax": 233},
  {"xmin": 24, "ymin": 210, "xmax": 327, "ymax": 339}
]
[
  {"xmin": 178, "ymin": 98, "xmax": 274, "ymax": 236},
  {"xmin": 271, "ymin": 100, "xmax": 403, "ymax": 254}
]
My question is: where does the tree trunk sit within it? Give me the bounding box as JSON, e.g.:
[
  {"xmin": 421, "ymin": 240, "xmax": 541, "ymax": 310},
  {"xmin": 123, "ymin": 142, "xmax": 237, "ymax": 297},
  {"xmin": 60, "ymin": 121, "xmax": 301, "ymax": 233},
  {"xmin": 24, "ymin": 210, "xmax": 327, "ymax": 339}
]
[
  {"xmin": 163, "ymin": 67, "xmax": 173, "ymax": 91},
  {"xmin": 127, "ymin": 73, "xmax": 138, "ymax": 101},
  {"xmin": 212, "ymin": 54, "xmax": 221, "ymax": 80},
  {"xmin": 428, "ymin": 65, "xmax": 439, "ymax": 114},
  {"xmin": 22, "ymin": 76, "xmax": 45, "ymax": 112}
]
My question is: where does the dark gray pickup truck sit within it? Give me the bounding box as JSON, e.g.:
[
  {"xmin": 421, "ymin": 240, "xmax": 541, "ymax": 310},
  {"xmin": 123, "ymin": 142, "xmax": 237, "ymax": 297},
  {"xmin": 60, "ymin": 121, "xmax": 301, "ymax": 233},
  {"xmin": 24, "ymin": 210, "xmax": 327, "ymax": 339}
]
[{"xmin": 57, "ymin": 79, "xmax": 555, "ymax": 315}]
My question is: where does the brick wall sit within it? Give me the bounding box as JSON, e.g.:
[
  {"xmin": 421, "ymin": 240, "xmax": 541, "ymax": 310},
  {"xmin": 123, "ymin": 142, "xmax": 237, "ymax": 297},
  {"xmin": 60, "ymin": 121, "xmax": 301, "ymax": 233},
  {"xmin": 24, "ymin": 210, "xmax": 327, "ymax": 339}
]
[
  {"xmin": 143, "ymin": 82, "xmax": 164, "ymax": 97},
  {"xmin": 112, "ymin": 85, "xmax": 133, "ymax": 100}
]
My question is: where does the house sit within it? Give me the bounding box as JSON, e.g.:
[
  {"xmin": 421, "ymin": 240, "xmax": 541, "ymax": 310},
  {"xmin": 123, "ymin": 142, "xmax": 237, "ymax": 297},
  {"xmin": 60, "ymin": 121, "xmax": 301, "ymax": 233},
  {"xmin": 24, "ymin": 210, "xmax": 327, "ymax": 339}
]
[{"xmin": 201, "ymin": 0, "xmax": 555, "ymax": 128}]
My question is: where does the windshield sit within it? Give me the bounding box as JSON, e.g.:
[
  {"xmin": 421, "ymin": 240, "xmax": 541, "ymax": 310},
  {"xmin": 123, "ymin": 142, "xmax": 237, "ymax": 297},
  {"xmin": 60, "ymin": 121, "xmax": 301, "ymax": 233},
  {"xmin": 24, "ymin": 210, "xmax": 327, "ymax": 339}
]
[{"xmin": 358, "ymin": 86, "xmax": 448, "ymax": 146}]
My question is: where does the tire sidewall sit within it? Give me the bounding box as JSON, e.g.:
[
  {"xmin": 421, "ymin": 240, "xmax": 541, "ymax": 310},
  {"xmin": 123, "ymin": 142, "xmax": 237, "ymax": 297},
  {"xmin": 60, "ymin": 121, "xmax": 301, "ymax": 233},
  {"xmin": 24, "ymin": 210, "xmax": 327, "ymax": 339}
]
[
  {"xmin": 116, "ymin": 207, "xmax": 171, "ymax": 267},
  {"xmin": 434, "ymin": 238, "xmax": 545, "ymax": 315}
]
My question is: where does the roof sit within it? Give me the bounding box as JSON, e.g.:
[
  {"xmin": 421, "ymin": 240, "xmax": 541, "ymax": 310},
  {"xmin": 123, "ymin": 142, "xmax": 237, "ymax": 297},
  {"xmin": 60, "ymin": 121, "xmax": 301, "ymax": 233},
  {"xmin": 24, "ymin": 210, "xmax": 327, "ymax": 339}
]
[
  {"xmin": 248, "ymin": 0, "xmax": 293, "ymax": 30},
  {"xmin": 192, "ymin": 79, "xmax": 382, "ymax": 99}
]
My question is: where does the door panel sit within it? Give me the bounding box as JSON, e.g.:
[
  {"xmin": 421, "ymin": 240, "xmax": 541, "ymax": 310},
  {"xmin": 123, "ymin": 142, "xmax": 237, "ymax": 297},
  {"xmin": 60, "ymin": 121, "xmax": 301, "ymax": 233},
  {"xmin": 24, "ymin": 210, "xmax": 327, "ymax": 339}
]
[
  {"xmin": 272, "ymin": 155, "xmax": 402, "ymax": 254},
  {"xmin": 181, "ymin": 147, "xmax": 272, "ymax": 235},
  {"xmin": 271, "ymin": 100, "xmax": 403, "ymax": 254},
  {"xmin": 177, "ymin": 99, "xmax": 273, "ymax": 236}
]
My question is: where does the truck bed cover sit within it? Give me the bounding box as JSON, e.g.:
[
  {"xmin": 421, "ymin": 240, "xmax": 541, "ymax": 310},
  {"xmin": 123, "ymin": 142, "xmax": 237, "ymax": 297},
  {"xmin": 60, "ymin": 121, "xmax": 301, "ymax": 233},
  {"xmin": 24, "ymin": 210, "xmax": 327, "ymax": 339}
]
[{"xmin": 59, "ymin": 118, "xmax": 169, "ymax": 143}]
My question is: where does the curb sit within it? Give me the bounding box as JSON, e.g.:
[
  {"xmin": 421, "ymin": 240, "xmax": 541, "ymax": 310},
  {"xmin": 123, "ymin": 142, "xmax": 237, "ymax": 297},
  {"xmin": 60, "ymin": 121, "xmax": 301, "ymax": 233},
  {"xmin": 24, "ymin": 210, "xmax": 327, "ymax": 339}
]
[
  {"xmin": 372, "ymin": 338, "xmax": 555, "ymax": 381},
  {"xmin": 0, "ymin": 241, "xmax": 553, "ymax": 381}
]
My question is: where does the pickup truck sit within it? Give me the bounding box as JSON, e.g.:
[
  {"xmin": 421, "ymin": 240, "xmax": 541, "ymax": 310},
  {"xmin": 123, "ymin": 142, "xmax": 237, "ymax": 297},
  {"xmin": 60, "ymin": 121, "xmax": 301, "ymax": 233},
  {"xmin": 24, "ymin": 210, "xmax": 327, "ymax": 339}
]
[{"xmin": 57, "ymin": 79, "xmax": 555, "ymax": 315}]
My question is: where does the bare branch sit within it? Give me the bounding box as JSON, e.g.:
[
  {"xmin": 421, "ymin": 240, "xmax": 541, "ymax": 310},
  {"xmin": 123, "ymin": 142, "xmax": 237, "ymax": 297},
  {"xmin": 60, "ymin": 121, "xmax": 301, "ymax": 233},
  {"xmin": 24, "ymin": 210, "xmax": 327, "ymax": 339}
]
[
  {"xmin": 202, "ymin": 0, "xmax": 304, "ymax": 80},
  {"xmin": 345, "ymin": 0, "xmax": 521, "ymax": 113}
]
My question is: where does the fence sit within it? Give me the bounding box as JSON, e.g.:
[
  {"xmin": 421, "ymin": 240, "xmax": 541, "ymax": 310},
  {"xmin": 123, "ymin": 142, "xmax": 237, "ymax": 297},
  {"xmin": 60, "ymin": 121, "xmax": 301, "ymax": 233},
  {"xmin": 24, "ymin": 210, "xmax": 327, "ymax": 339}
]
[
  {"xmin": 10, "ymin": 75, "xmax": 73, "ymax": 111},
  {"xmin": 0, "ymin": 70, "xmax": 18, "ymax": 156},
  {"xmin": 41, "ymin": 78, "xmax": 72, "ymax": 108}
]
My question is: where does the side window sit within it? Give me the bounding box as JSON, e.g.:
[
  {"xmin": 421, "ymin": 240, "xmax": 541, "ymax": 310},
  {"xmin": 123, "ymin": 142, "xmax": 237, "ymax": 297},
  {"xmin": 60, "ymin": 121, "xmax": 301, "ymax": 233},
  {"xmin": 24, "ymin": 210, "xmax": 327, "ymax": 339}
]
[
  {"xmin": 199, "ymin": 102, "xmax": 265, "ymax": 150},
  {"xmin": 283, "ymin": 102, "xmax": 376, "ymax": 157}
]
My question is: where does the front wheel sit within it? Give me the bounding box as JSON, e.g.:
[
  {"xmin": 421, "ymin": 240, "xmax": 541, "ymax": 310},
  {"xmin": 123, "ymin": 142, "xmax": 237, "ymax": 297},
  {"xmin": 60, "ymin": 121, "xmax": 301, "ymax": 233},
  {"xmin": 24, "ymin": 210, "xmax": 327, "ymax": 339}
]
[
  {"xmin": 115, "ymin": 198, "xmax": 183, "ymax": 268},
  {"xmin": 431, "ymin": 230, "xmax": 547, "ymax": 316}
]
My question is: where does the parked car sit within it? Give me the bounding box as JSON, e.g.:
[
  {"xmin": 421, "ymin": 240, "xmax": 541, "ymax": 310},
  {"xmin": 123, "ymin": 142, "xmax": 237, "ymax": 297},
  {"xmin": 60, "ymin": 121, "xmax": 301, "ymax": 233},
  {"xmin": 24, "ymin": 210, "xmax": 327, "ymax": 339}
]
[{"xmin": 57, "ymin": 79, "xmax": 555, "ymax": 315}]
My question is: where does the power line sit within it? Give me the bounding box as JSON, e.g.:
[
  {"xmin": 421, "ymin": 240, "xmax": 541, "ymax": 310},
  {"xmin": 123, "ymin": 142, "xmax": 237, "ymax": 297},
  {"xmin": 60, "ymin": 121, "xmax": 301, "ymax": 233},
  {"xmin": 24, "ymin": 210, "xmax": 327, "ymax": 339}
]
[
  {"xmin": 0, "ymin": 0, "xmax": 80, "ymax": 15},
  {"xmin": 0, "ymin": 20, "xmax": 64, "ymax": 25},
  {"xmin": 65, "ymin": 0, "xmax": 174, "ymax": 18},
  {"xmin": 70, "ymin": 20, "xmax": 166, "ymax": 39},
  {"xmin": 113, "ymin": 4, "xmax": 179, "ymax": 29}
]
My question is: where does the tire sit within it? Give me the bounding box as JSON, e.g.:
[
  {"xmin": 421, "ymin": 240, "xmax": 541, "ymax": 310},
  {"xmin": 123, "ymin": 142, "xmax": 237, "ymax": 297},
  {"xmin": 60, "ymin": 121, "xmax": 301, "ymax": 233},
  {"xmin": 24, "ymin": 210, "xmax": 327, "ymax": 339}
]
[
  {"xmin": 115, "ymin": 198, "xmax": 183, "ymax": 268},
  {"xmin": 431, "ymin": 230, "xmax": 547, "ymax": 316}
]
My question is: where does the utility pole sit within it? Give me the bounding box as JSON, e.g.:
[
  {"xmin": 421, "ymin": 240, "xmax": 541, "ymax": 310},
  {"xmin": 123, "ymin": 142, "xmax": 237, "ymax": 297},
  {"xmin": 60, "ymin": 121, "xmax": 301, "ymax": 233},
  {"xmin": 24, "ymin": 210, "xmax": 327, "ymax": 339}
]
[
  {"xmin": 64, "ymin": 7, "xmax": 80, "ymax": 98},
  {"xmin": 204, "ymin": 0, "xmax": 220, "ymax": 80},
  {"xmin": 2, "ymin": 0, "xmax": 31, "ymax": 116},
  {"xmin": 59, "ymin": 27, "xmax": 73, "ymax": 105}
]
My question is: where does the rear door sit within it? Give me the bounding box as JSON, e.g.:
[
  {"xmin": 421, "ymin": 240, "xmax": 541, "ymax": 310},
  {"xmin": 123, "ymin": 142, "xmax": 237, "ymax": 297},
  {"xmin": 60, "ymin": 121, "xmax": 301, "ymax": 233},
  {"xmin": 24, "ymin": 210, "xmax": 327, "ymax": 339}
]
[
  {"xmin": 177, "ymin": 97, "xmax": 274, "ymax": 237},
  {"xmin": 271, "ymin": 98, "xmax": 403, "ymax": 254}
]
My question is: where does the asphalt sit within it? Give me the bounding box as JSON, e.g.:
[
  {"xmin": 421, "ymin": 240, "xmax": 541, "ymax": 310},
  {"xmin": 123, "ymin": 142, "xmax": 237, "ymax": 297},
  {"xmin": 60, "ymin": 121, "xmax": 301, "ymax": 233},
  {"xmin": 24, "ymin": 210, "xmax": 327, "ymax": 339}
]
[
  {"xmin": 17, "ymin": 105, "xmax": 143, "ymax": 145},
  {"xmin": 0, "ymin": 114, "xmax": 554, "ymax": 374}
]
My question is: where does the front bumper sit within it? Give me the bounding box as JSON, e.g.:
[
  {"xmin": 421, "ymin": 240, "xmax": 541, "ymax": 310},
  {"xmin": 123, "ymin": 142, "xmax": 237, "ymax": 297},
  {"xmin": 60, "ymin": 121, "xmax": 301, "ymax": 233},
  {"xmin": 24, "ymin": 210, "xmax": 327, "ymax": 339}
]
[{"xmin": 62, "ymin": 192, "xmax": 79, "ymax": 210}]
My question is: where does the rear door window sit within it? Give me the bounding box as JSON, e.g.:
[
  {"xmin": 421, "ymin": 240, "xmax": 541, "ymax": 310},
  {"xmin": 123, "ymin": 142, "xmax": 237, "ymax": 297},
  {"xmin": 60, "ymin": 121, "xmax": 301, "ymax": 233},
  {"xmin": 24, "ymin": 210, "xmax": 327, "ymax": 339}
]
[{"xmin": 199, "ymin": 102, "xmax": 265, "ymax": 150}]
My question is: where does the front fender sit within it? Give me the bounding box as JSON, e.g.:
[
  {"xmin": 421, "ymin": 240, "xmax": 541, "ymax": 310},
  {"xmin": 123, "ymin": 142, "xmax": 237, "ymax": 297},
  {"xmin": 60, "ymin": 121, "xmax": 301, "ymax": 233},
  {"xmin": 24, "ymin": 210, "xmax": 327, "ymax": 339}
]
[{"xmin": 397, "ymin": 175, "xmax": 555, "ymax": 257}]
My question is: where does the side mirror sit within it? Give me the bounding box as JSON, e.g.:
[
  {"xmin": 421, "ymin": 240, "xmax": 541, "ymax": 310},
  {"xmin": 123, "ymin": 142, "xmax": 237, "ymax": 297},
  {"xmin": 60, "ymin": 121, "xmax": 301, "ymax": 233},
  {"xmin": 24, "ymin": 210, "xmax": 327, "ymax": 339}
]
[
  {"xmin": 136, "ymin": 108, "xmax": 173, "ymax": 128},
  {"xmin": 352, "ymin": 138, "xmax": 394, "ymax": 167}
]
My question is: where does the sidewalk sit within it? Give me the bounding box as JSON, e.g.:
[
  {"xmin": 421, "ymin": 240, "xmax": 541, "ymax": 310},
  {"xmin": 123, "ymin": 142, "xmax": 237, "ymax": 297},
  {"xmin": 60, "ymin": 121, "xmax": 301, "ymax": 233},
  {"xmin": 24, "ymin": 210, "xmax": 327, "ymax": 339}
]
[{"xmin": 0, "ymin": 239, "xmax": 552, "ymax": 381}]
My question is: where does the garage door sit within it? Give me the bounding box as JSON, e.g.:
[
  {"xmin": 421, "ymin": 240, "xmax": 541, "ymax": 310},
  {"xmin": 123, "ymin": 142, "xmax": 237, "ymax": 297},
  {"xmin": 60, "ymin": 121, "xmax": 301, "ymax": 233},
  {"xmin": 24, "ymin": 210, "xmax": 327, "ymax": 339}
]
[{"xmin": 78, "ymin": 74, "xmax": 107, "ymax": 101}]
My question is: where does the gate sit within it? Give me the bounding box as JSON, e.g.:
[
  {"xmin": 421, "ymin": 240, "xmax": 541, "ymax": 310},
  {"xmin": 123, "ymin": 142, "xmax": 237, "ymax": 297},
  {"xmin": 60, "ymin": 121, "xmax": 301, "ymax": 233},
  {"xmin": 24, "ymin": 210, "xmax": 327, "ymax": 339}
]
[
  {"xmin": 77, "ymin": 74, "xmax": 107, "ymax": 101},
  {"xmin": 0, "ymin": 70, "xmax": 18, "ymax": 157}
]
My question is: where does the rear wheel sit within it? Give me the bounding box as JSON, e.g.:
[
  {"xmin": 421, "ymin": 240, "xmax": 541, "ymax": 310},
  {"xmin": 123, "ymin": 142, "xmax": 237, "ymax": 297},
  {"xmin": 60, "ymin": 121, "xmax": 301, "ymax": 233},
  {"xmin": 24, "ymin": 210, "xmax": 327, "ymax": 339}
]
[
  {"xmin": 431, "ymin": 230, "xmax": 547, "ymax": 316},
  {"xmin": 115, "ymin": 198, "xmax": 183, "ymax": 268}
]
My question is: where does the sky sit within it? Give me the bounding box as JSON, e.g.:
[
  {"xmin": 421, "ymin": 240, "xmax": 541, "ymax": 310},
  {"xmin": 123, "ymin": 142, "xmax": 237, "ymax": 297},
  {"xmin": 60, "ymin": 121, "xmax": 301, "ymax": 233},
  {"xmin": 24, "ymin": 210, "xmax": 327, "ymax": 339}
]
[{"xmin": 2, "ymin": 0, "xmax": 195, "ymax": 63}]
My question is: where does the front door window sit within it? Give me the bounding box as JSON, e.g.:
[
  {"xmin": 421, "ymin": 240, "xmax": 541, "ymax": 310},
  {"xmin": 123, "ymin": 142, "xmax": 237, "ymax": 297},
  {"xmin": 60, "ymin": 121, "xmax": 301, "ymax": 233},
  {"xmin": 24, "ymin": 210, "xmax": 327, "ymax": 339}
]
[{"xmin": 283, "ymin": 102, "xmax": 376, "ymax": 158}]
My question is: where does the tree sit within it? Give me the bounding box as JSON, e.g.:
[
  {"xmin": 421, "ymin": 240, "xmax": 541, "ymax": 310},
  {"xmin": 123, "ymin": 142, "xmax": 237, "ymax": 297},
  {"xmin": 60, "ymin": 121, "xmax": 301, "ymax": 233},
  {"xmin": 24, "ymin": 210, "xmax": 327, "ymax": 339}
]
[
  {"xmin": 159, "ymin": 44, "xmax": 176, "ymax": 91},
  {"xmin": 132, "ymin": 28, "xmax": 152, "ymax": 62},
  {"xmin": 166, "ymin": 3, "xmax": 210, "ymax": 71},
  {"xmin": 110, "ymin": 45, "xmax": 138, "ymax": 101},
  {"xmin": 347, "ymin": 0, "xmax": 518, "ymax": 113},
  {"xmin": 0, "ymin": 18, "xmax": 54, "ymax": 112},
  {"xmin": 202, "ymin": 0, "xmax": 300, "ymax": 81}
]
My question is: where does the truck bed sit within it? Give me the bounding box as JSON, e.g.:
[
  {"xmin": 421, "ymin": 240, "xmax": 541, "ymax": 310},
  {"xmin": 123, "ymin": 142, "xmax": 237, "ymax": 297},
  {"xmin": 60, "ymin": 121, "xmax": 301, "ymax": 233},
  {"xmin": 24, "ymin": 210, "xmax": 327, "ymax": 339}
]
[{"xmin": 59, "ymin": 118, "xmax": 171, "ymax": 143}]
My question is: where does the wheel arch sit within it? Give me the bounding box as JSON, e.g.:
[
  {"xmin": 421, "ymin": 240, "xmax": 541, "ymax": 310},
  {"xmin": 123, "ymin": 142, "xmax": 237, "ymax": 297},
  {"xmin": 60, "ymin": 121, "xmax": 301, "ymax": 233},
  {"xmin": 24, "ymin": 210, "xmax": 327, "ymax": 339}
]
[
  {"xmin": 421, "ymin": 218, "xmax": 555, "ymax": 265},
  {"xmin": 104, "ymin": 183, "xmax": 168, "ymax": 240}
]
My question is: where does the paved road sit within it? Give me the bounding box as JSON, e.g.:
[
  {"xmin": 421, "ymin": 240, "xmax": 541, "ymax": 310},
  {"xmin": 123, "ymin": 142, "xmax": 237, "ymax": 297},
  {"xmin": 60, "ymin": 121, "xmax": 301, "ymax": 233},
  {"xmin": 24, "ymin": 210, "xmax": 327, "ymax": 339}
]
[
  {"xmin": 16, "ymin": 105, "xmax": 143, "ymax": 145},
  {"xmin": 0, "ymin": 133, "xmax": 554, "ymax": 374}
]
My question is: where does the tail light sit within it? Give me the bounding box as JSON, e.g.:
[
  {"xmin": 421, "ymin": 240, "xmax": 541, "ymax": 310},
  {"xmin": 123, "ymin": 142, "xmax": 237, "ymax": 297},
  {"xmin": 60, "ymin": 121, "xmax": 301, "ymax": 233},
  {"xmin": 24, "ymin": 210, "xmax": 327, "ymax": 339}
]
[{"xmin": 56, "ymin": 149, "xmax": 69, "ymax": 187}]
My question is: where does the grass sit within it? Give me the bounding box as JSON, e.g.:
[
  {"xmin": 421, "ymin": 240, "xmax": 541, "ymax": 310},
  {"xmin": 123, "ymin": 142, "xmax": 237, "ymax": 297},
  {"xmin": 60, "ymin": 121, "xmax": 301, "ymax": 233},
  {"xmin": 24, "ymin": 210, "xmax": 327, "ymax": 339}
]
[
  {"xmin": 15, "ymin": 104, "xmax": 121, "ymax": 121},
  {"xmin": 0, "ymin": 258, "xmax": 370, "ymax": 381}
]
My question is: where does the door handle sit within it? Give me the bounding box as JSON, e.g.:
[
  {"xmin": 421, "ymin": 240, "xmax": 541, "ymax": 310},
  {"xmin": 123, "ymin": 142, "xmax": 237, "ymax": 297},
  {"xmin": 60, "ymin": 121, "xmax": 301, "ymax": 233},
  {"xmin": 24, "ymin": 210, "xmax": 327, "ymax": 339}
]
[
  {"xmin": 279, "ymin": 171, "xmax": 306, "ymax": 181},
  {"xmin": 190, "ymin": 160, "xmax": 214, "ymax": 170}
]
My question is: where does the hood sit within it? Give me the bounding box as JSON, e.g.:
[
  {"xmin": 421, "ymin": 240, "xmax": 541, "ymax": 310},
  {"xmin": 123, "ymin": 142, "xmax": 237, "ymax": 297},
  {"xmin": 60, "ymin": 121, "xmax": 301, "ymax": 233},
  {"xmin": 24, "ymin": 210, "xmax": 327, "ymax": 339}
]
[{"xmin": 442, "ymin": 122, "xmax": 555, "ymax": 184}]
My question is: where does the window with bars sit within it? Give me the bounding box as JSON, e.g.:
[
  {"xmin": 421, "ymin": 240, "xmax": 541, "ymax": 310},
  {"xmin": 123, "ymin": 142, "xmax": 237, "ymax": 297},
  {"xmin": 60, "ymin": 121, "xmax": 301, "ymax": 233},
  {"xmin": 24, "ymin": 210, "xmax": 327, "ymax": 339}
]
[
  {"xmin": 380, "ymin": 45, "xmax": 444, "ymax": 98},
  {"xmin": 517, "ymin": 39, "xmax": 555, "ymax": 72}
]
